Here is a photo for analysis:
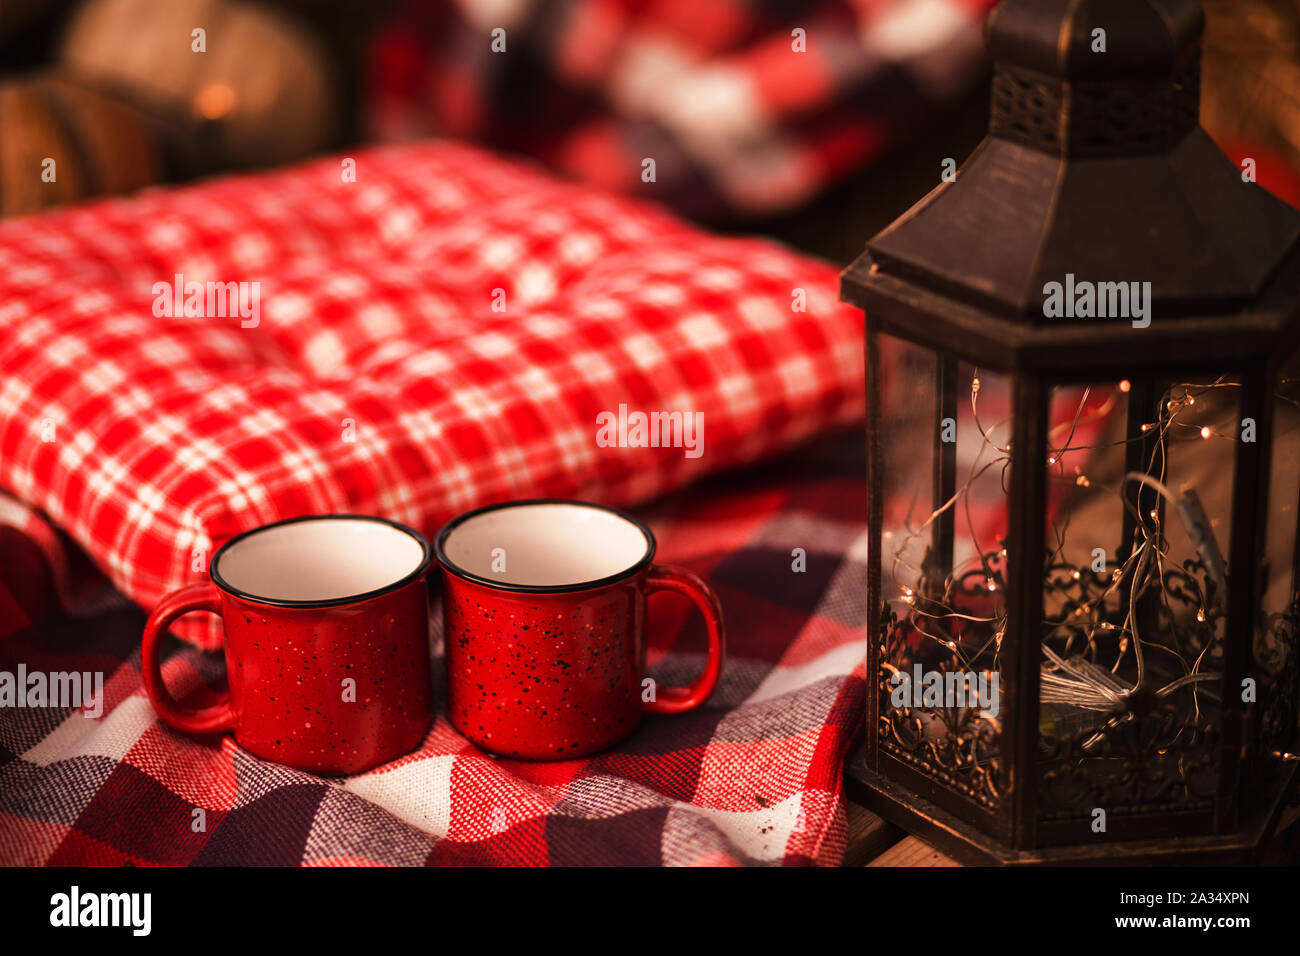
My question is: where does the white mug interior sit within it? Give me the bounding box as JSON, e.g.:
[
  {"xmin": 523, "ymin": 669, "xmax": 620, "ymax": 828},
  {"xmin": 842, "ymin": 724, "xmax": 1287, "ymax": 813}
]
[
  {"xmin": 441, "ymin": 502, "xmax": 651, "ymax": 588},
  {"xmin": 214, "ymin": 517, "xmax": 426, "ymax": 603}
]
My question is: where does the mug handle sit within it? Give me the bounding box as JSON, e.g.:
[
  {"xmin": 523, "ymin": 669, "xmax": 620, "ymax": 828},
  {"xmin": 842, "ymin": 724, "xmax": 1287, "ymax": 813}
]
[
  {"xmin": 643, "ymin": 564, "xmax": 726, "ymax": 714},
  {"xmin": 140, "ymin": 583, "xmax": 236, "ymax": 735}
]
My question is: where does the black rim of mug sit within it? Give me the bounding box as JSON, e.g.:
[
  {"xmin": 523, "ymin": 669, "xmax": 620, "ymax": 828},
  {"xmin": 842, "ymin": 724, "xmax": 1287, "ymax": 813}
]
[
  {"xmin": 208, "ymin": 513, "xmax": 433, "ymax": 609},
  {"xmin": 434, "ymin": 498, "xmax": 658, "ymax": 594}
]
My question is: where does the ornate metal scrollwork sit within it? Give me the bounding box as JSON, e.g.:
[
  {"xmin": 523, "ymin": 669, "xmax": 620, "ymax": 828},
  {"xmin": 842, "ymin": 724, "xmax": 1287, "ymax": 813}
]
[{"xmin": 875, "ymin": 548, "xmax": 1255, "ymax": 820}]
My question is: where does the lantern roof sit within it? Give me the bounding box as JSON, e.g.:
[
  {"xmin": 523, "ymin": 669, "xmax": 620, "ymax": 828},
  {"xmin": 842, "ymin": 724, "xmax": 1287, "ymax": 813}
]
[
  {"xmin": 841, "ymin": 0, "xmax": 1300, "ymax": 378},
  {"xmin": 988, "ymin": 0, "xmax": 1202, "ymax": 83}
]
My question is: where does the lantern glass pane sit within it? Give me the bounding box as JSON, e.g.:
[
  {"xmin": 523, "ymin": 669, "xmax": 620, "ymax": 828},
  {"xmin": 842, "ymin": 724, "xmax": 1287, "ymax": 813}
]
[
  {"xmin": 1161, "ymin": 376, "xmax": 1239, "ymax": 623},
  {"xmin": 877, "ymin": 343, "xmax": 1009, "ymax": 814},
  {"xmin": 1038, "ymin": 377, "xmax": 1236, "ymax": 824},
  {"xmin": 1256, "ymin": 350, "xmax": 1300, "ymax": 757},
  {"xmin": 878, "ymin": 337, "xmax": 936, "ymax": 604}
]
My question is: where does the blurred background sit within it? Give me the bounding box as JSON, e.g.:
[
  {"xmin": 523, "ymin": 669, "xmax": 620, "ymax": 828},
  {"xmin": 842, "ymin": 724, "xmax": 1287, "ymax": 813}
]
[{"xmin": 2, "ymin": 0, "xmax": 1298, "ymax": 262}]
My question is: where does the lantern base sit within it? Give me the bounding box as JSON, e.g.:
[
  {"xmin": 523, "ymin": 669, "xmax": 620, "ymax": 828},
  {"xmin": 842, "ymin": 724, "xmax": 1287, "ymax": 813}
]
[{"xmin": 845, "ymin": 745, "xmax": 1298, "ymax": 865}]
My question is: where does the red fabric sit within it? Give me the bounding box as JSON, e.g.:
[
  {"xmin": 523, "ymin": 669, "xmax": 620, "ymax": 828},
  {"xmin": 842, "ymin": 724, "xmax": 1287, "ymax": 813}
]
[
  {"xmin": 1208, "ymin": 136, "xmax": 1300, "ymax": 211},
  {"xmin": 366, "ymin": 0, "xmax": 1000, "ymax": 219},
  {"xmin": 0, "ymin": 434, "xmax": 870, "ymax": 867},
  {"xmin": 0, "ymin": 141, "xmax": 864, "ymax": 649}
]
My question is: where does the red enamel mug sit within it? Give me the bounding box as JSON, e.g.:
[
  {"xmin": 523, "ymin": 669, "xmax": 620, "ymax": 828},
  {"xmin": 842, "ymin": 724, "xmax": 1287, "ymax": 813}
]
[
  {"xmin": 435, "ymin": 499, "xmax": 725, "ymax": 760},
  {"xmin": 141, "ymin": 515, "xmax": 435, "ymax": 775}
]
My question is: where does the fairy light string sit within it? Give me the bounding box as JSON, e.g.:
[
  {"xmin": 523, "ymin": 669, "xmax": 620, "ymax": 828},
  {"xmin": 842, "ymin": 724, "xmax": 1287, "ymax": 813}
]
[{"xmin": 887, "ymin": 372, "xmax": 1244, "ymax": 742}]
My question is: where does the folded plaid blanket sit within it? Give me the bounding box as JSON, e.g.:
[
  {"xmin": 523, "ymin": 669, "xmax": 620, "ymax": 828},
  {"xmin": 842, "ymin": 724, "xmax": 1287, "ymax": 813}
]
[
  {"xmin": 0, "ymin": 140, "xmax": 863, "ymax": 649},
  {"xmin": 367, "ymin": 0, "xmax": 999, "ymax": 218},
  {"xmin": 0, "ymin": 431, "xmax": 868, "ymax": 866}
]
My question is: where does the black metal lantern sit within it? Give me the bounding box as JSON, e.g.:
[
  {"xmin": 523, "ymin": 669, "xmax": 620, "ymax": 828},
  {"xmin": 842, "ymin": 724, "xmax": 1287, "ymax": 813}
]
[{"xmin": 841, "ymin": 0, "xmax": 1300, "ymax": 864}]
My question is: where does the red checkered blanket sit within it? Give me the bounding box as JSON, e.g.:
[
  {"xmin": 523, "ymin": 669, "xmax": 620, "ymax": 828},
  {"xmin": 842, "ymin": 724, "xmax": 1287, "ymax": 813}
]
[
  {"xmin": 367, "ymin": 0, "xmax": 999, "ymax": 218},
  {"xmin": 0, "ymin": 432, "xmax": 868, "ymax": 866}
]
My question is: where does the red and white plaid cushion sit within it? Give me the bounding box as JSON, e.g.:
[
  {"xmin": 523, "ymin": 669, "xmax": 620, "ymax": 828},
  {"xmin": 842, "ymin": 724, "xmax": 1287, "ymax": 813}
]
[{"xmin": 0, "ymin": 141, "xmax": 864, "ymax": 646}]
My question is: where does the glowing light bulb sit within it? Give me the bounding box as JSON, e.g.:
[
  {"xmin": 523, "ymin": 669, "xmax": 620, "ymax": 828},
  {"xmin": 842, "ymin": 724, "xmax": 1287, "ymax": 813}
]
[{"xmin": 1200, "ymin": 426, "xmax": 1211, "ymax": 439}]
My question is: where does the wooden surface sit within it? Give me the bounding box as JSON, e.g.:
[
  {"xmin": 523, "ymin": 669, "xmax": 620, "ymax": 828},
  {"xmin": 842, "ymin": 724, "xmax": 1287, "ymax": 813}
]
[
  {"xmin": 844, "ymin": 801, "xmax": 960, "ymax": 866},
  {"xmin": 842, "ymin": 801, "xmax": 955, "ymax": 866},
  {"xmin": 868, "ymin": 837, "xmax": 962, "ymax": 867},
  {"xmin": 842, "ymin": 801, "xmax": 909, "ymax": 866},
  {"xmin": 844, "ymin": 796, "xmax": 1300, "ymax": 866}
]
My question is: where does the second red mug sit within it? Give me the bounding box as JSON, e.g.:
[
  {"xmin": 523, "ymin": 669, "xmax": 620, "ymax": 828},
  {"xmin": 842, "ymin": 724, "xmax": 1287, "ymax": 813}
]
[{"xmin": 436, "ymin": 499, "xmax": 726, "ymax": 760}]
